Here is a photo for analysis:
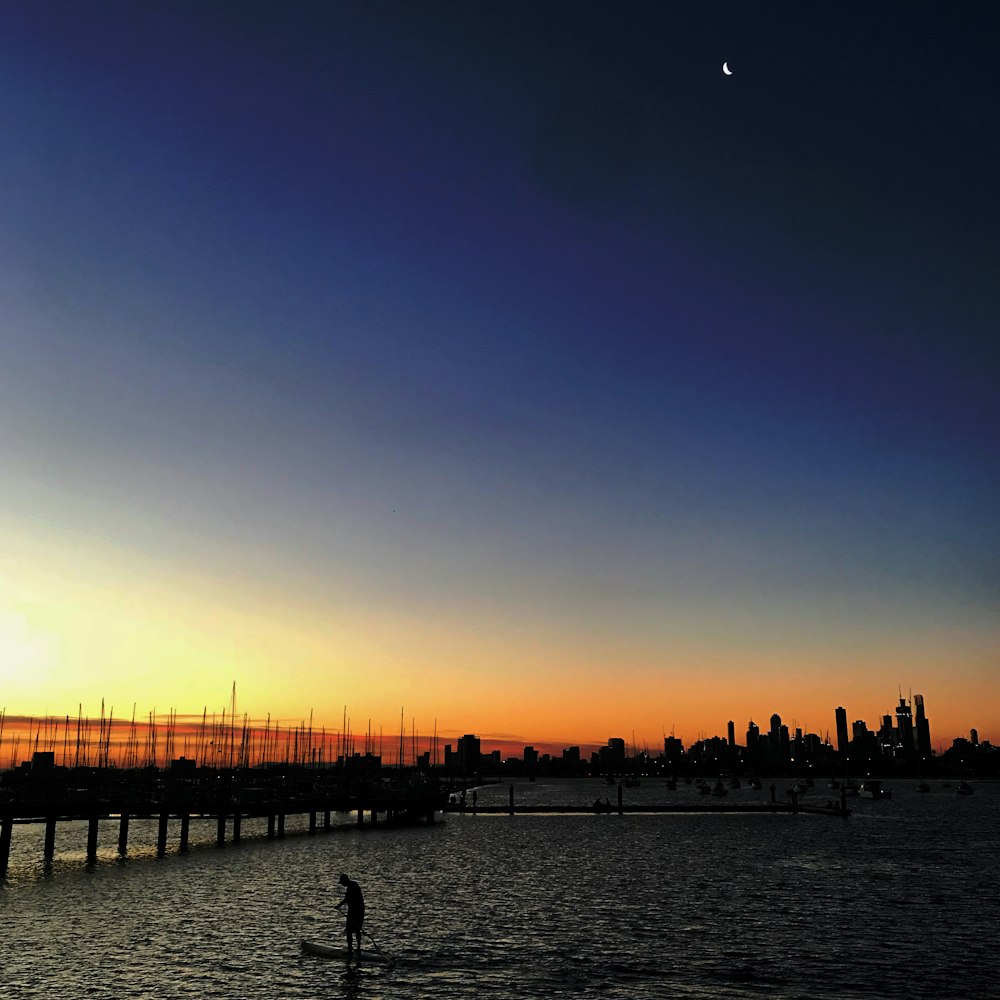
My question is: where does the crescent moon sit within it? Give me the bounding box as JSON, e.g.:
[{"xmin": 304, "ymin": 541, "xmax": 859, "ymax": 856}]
[{"xmin": 723, "ymin": 62, "xmax": 733, "ymax": 76}]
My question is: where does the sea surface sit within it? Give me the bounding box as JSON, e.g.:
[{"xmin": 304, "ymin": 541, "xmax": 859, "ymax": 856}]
[{"xmin": 1, "ymin": 777, "xmax": 997, "ymax": 999}]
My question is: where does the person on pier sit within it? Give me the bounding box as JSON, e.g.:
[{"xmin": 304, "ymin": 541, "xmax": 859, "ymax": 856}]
[{"xmin": 335, "ymin": 873, "xmax": 366, "ymax": 956}]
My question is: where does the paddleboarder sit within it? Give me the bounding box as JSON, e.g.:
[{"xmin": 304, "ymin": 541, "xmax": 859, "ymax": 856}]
[{"xmin": 335, "ymin": 873, "xmax": 366, "ymax": 956}]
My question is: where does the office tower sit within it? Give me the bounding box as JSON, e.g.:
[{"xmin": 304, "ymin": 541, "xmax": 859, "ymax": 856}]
[
  {"xmin": 895, "ymin": 697, "xmax": 915, "ymax": 761},
  {"xmin": 457, "ymin": 734, "xmax": 481, "ymax": 773},
  {"xmin": 835, "ymin": 706, "xmax": 849, "ymax": 756},
  {"xmin": 663, "ymin": 736, "xmax": 683, "ymax": 764},
  {"xmin": 914, "ymin": 694, "xmax": 931, "ymax": 759}
]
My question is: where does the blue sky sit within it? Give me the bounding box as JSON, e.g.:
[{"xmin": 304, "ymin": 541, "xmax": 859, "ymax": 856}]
[{"xmin": 1, "ymin": 2, "xmax": 996, "ymax": 742}]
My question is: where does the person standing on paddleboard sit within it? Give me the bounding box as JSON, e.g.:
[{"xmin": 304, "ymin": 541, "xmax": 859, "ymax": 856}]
[{"xmin": 335, "ymin": 873, "xmax": 365, "ymax": 956}]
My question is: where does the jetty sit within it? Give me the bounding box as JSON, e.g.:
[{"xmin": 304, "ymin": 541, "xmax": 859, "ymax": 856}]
[
  {"xmin": 444, "ymin": 802, "xmax": 849, "ymax": 817},
  {"xmin": 0, "ymin": 760, "xmax": 446, "ymax": 875},
  {"xmin": 442, "ymin": 782, "xmax": 850, "ymax": 819}
]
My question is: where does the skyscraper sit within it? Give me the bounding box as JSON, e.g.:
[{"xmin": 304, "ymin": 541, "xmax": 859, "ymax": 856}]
[
  {"xmin": 914, "ymin": 694, "xmax": 931, "ymax": 760},
  {"xmin": 895, "ymin": 697, "xmax": 915, "ymax": 762},
  {"xmin": 835, "ymin": 706, "xmax": 849, "ymax": 757}
]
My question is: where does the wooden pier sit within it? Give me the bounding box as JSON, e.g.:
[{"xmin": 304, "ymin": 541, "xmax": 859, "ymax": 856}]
[{"xmin": 0, "ymin": 767, "xmax": 445, "ymax": 875}]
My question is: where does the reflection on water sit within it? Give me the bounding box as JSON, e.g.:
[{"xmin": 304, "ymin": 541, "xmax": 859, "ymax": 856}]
[{"xmin": 1, "ymin": 780, "xmax": 997, "ymax": 999}]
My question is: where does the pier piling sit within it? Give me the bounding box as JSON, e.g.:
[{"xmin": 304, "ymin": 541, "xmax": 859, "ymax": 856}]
[
  {"xmin": 118, "ymin": 813, "xmax": 129, "ymax": 856},
  {"xmin": 86, "ymin": 814, "xmax": 99, "ymax": 862},
  {"xmin": 157, "ymin": 812, "xmax": 169, "ymax": 857},
  {"xmin": 1, "ymin": 814, "xmax": 13, "ymax": 875},
  {"xmin": 44, "ymin": 816, "xmax": 56, "ymax": 863}
]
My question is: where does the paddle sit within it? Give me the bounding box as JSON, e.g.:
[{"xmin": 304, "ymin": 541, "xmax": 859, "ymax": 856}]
[{"xmin": 308, "ymin": 913, "xmax": 383, "ymax": 954}]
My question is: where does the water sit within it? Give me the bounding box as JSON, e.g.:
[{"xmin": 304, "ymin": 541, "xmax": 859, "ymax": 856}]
[{"xmin": 2, "ymin": 778, "xmax": 998, "ymax": 998}]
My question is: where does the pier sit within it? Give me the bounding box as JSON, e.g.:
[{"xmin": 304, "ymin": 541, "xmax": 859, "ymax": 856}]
[
  {"xmin": 443, "ymin": 781, "xmax": 851, "ymax": 819},
  {"xmin": 0, "ymin": 763, "xmax": 446, "ymax": 875},
  {"xmin": 444, "ymin": 802, "xmax": 850, "ymax": 817}
]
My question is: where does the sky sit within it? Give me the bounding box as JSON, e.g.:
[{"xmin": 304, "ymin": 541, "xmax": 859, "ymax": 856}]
[{"xmin": 1, "ymin": 1, "xmax": 997, "ymax": 754}]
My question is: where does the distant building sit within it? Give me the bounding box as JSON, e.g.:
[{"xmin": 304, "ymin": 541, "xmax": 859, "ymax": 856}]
[
  {"xmin": 895, "ymin": 697, "xmax": 915, "ymax": 761},
  {"xmin": 914, "ymin": 694, "xmax": 931, "ymax": 759},
  {"xmin": 562, "ymin": 746, "xmax": 581, "ymax": 767},
  {"xmin": 606, "ymin": 738, "xmax": 626, "ymax": 770},
  {"xmin": 663, "ymin": 736, "xmax": 684, "ymax": 764},
  {"xmin": 835, "ymin": 707, "xmax": 849, "ymax": 757},
  {"xmin": 457, "ymin": 734, "xmax": 481, "ymax": 773},
  {"xmin": 523, "ymin": 746, "xmax": 539, "ymax": 768}
]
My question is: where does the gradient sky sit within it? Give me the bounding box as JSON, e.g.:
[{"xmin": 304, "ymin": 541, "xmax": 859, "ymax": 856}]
[{"xmin": 1, "ymin": 2, "xmax": 997, "ymax": 752}]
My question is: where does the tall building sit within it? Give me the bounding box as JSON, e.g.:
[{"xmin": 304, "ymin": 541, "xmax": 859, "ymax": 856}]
[
  {"xmin": 606, "ymin": 737, "xmax": 627, "ymax": 771},
  {"xmin": 769, "ymin": 714, "xmax": 790, "ymax": 762},
  {"xmin": 835, "ymin": 706, "xmax": 849, "ymax": 757},
  {"xmin": 457, "ymin": 734, "xmax": 481, "ymax": 773},
  {"xmin": 727, "ymin": 720, "xmax": 736, "ymax": 748},
  {"xmin": 769, "ymin": 714, "xmax": 782, "ymax": 740},
  {"xmin": 914, "ymin": 694, "xmax": 931, "ymax": 760},
  {"xmin": 895, "ymin": 697, "xmax": 915, "ymax": 761}
]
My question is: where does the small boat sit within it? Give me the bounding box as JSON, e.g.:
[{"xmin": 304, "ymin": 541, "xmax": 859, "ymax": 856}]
[
  {"xmin": 957, "ymin": 781, "xmax": 974, "ymax": 795},
  {"xmin": 858, "ymin": 779, "xmax": 891, "ymax": 800}
]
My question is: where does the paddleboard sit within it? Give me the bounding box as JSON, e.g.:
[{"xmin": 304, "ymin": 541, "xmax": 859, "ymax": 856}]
[{"xmin": 301, "ymin": 938, "xmax": 393, "ymax": 963}]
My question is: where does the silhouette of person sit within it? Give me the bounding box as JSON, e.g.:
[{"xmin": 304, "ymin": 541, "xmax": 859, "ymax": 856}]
[{"xmin": 335, "ymin": 873, "xmax": 365, "ymax": 955}]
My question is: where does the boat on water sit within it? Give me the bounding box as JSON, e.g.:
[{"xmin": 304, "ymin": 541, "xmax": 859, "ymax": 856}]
[
  {"xmin": 858, "ymin": 779, "xmax": 892, "ymax": 800},
  {"xmin": 957, "ymin": 781, "xmax": 974, "ymax": 795}
]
